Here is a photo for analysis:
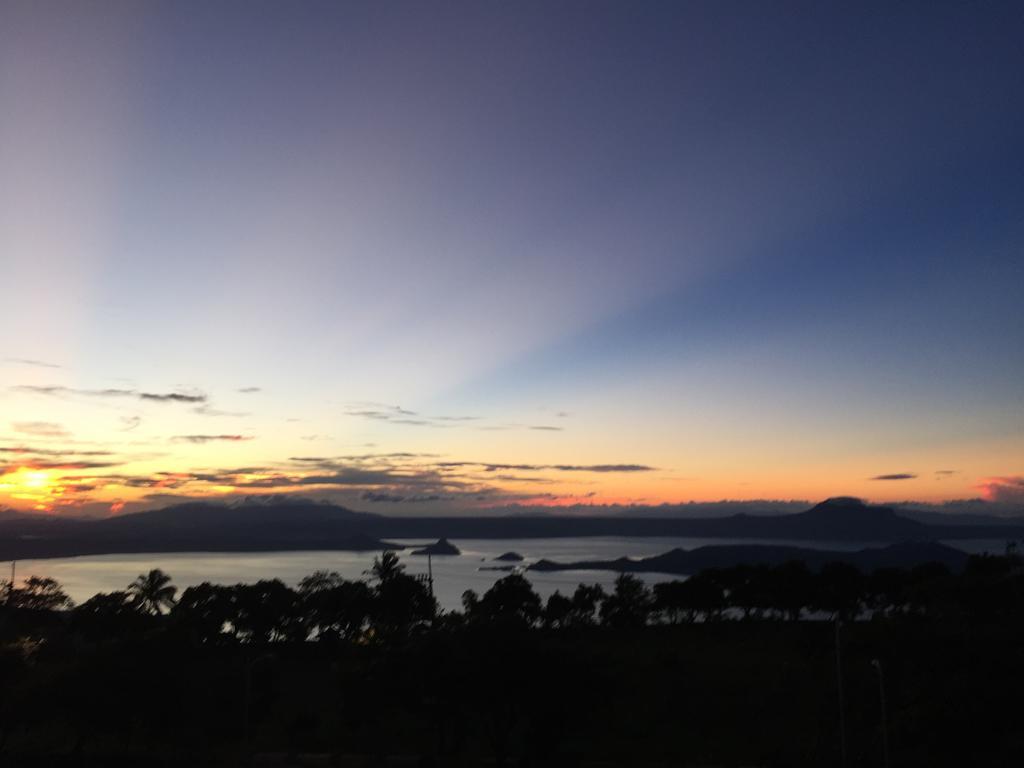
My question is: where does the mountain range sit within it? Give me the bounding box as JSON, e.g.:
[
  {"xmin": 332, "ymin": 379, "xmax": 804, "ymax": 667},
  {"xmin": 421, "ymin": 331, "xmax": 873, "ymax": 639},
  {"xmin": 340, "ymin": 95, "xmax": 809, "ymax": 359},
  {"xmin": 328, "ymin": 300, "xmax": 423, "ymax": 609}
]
[{"xmin": 0, "ymin": 497, "xmax": 1021, "ymax": 562}]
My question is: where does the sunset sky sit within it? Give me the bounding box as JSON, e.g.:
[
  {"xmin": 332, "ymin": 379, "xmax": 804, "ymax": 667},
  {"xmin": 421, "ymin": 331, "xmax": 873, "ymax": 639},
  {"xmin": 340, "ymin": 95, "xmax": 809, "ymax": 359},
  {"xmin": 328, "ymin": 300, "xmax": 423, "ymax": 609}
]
[{"xmin": 1, "ymin": 1, "xmax": 1022, "ymax": 517}]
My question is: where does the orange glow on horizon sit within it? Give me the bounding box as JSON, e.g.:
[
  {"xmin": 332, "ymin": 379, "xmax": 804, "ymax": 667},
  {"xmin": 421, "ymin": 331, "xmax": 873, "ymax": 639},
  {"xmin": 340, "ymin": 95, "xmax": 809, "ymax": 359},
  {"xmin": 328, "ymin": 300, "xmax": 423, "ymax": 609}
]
[{"xmin": 0, "ymin": 467, "xmax": 65, "ymax": 512}]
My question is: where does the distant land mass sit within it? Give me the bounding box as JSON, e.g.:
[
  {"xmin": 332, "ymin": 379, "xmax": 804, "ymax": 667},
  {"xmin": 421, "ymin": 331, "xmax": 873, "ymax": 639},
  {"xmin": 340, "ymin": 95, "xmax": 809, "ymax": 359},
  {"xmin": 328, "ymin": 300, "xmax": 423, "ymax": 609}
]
[
  {"xmin": 0, "ymin": 497, "xmax": 1021, "ymax": 562},
  {"xmin": 529, "ymin": 540, "xmax": 971, "ymax": 575},
  {"xmin": 410, "ymin": 538, "xmax": 461, "ymax": 556}
]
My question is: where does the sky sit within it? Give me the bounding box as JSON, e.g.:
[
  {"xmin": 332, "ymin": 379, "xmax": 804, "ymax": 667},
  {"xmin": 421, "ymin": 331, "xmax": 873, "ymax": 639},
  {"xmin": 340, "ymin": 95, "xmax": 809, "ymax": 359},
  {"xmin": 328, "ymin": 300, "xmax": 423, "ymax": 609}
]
[{"xmin": 1, "ymin": 1, "xmax": 1022, "ymax": 517}]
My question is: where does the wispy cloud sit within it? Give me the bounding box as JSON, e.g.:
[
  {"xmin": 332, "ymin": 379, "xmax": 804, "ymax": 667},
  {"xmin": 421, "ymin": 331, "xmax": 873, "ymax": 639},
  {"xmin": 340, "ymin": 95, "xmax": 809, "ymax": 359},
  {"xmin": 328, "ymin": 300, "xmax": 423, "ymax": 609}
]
[
  {"xmin": 345, "ymin": 403, "xmax": 570, "ymax": 433},
  {"xmin": 192, "ymin": 404, "xmax": 250, "ymax": 417},
  {"xmin": 139, "ymin": 392, "xmax": 206, "ymax": 403},
  {"xmin": 12, "ymin": 421, "xmax": 70, "ymax": 438},
  {"xmin": 13, "ymin": 385, "xmax": 207, "ymax": 404},
  {"xmin": 345, "ymin": 405, "xmax": 435, "ymax": 427},
  {"xmin": 5, "ymin": 357, "xmax": 61, "ymax": 369},
  {"xmin": 437, "ymin": 461, "xmax": 655, "ymax": 473},
  {"xmin": 171, "ymin": 434, "xmax": 254, "ymax": 444},
  {"xmin": 237, "ymin": 387, "xmax": 262, "ymax": 394},
  {"xmin": 0, "ymin": 445, "xmax": 114, "ymax": 457},
  {"xmin": 16, "ymin": 459, "xmax": 118, "ymax": 470},
  {"xmin": 869, "ymin": 473, "xmax": 917, "ymax": 481},
  {"xmin": 119, "ymin": 416, "xmax": 142, "ymax": 431}
]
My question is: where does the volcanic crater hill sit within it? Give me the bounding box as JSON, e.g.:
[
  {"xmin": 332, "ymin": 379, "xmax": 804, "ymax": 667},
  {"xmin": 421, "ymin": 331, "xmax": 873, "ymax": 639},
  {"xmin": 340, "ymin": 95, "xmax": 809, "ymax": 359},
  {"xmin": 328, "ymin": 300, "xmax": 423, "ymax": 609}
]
[{"xmin": 0, "ymin": 497, "xmax": 1022, "ymax": 561}]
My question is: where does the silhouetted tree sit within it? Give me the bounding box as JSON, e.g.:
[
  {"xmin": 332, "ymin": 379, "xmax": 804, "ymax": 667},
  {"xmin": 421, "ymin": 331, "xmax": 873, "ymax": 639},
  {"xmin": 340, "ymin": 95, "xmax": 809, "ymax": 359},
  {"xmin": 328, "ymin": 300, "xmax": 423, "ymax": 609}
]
[
  {"xmin": 866, "ymin": 567, "xmax": 910, "ymax": 617},
  {"xmin": 767, "ymin": 561, "xmax": 814, "ymax": 621},
  {"xmin": 8, "ymin": 576, "xmax": 73, "ymax": 611},
  {"xmin": 232, "ymin": 579, "xmax": 304, "ymax": 642},
  {"xmin": 298, "ymin": 569, "xmax": 344, "ymax": 594},
  {"xmin": 720, "ymin": 564, "xmax": 774, "ymax": 619},
  {"xmin": 73, "ymin": 590, "xmax": 149, "ymax": 640},
  {"xmin": 368, "ymin": 553, "xmax": 436, "ymax": 638},
  {"xmin": 301, "ymin": 577, "xmax": 374, "ymax": 641},
  {"xmin": 653, "ymin": 580, "xmax": 691, "ymax": 624},
  {"xmin": 469, "ymin": 573, "xmax": 542, "ymax": 628},
  {"xmin": 366, "ymin": 551, "xmax": 404, "ymax": 584},
  {"xmin": 685, "ymin": 569, "xmax": 727, "ymax": 621},
  {"xmin": 812, "ymin": 562, "xmax": 863, "ymax": 621},
  {"xmin": 568, "ymin": 583, "xmax": 605, "ymax": 626},
  {"xmin": 127, "ymin": 569, "xmax": 177, "ymax": 615},
  {"xmin": 173, "ymin": 582, "xmax": 237, "ymax": 643},
  {"xmin": 600, "ymin": 574, "xmax": 652, "ymax": 629},
  {"xmin": 906, "ymin": 562, "xmax": 954, "ymax": 616},
  {"xmin": 542, "ymin": 590, "xmax": 573, "ymax": 629}
]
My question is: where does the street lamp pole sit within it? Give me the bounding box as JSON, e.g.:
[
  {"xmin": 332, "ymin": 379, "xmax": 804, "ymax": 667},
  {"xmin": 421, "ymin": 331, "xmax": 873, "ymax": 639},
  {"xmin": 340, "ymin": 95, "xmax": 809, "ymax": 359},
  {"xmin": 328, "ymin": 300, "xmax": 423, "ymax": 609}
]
[
  {"xmin": 835, "ymin": 619, "xmax": 848, "ymax": 768},
  {"xmin": 872, "ymin": 658, "xmax": 890, "ymax": 768}
]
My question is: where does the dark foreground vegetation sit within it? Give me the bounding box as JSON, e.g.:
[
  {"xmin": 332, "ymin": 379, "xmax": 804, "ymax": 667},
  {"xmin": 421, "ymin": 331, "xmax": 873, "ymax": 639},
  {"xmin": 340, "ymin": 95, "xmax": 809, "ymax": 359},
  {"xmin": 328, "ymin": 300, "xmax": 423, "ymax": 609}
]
[{"xmin": 1, "ymin": 550, "xmax": 1023, "ymax": 766}]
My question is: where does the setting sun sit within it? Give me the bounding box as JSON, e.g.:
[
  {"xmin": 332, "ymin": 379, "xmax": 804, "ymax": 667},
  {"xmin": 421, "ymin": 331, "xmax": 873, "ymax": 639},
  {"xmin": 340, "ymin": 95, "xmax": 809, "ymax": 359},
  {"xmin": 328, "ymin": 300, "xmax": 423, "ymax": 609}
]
[{"xmin": 0, "ymin": 467, "xmax": 62, "ymax": 511}]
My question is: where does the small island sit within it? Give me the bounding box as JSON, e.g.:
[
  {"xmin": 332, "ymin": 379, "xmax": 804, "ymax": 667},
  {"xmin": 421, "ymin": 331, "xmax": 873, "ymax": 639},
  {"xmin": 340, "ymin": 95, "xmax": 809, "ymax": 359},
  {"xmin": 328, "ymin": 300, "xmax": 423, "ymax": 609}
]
[
  {"xmin": 410, "ymin": 538, "xmax": 461, "ymax": 556},
  {"xmin": 494, "ymin": 551, "xmax": 525, "ymax": 562}
]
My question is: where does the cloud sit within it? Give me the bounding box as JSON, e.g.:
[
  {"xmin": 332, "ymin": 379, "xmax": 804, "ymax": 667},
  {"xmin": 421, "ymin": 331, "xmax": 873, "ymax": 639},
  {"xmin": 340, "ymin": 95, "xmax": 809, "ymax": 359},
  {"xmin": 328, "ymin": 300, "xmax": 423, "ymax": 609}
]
[
  {"xmin": 171, "ymin": 435, "xmax": 254, "ymax": 444},
  {"xmin": 19, "ymin": 459, "xmax": 118, "ymax": 470},
  {"xmin": 192, "ymin": 404, "xmax": 250, "ymax": 417},
  {"xmin": 0, "ymin": 445, "xmax": 114, "ymax": 457},
  {"xmin": 360, "ymin": 491, "xmax": 446, "ymax": 503},
  {"xmin": 237, "ymin": 387, "xmax": 262, "ymax": 393},
  {"xmin": 12, "ymin": 421, "xmax": 70, "ymax": 438},
  {"xmin": 976, "ymin": 476, "xmax": 1024, "ymax": 505},
  {"xmin": 34, "ymin": 450, "xmax": 659, "ymax": 517},
  {"xmin": 5, "ymin": 357, "xmax": 61, "ymax": 369},
  {"xmin": 437, "ymin": 461, "xmax": 655, "ymax": 473},
  {"xmin": 869, "ymin": 473, "xmax": 917, "ymax": 481},
  {"xmin": 344, "ymin": 404, "xmax": 570, "ymax": 434},
  {"xmin": 139, "ymin": 392, "xmax": 206, "ymax": 403},
  {"xmin": 119, "ymin": 416, "xmax": 142, "ymax": 431},
  {"xmin": 345, "ymin": 403, "xmax": 484, "ymax": 429},
  {"xmin": 13, "ymin": 385, "xmax": 207, "ymax": 404},
  {"xmin": 360, "ymin": 491, "xmax": 406, "ymax": 503},
  {"xmin": 346, "ymin": 407, "xmax": 434, "ymax": 427}
]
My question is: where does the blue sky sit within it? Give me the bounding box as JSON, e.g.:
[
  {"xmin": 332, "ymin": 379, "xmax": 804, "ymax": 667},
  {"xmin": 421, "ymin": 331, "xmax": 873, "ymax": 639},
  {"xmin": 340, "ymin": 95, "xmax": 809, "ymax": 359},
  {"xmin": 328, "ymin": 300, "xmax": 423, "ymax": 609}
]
[{"xmin": 1, "ymin": 1, "xmax": 1022, "ymax": 514}]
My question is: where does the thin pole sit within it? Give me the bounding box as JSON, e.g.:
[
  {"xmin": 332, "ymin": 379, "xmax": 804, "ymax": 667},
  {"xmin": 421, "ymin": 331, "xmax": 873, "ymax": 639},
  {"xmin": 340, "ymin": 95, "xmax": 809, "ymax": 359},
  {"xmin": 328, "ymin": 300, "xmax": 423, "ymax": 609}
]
[
  {"xmin": 872, "ymin": 659, "xmax": 890, "ymax": 768},
  {"xmin": 835, "ymin": 619, "xmax": 848, "ymax": 768},
  {"xmin": 427, "ymin": 553, "xmax": 434, "ymax": 599}
]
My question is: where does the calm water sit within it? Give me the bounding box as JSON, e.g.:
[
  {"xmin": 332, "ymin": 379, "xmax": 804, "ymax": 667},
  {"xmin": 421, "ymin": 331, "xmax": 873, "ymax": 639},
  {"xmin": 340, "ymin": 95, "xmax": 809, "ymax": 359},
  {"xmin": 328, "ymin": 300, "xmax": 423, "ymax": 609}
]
[{"xmin": 3, "ymin": 536, "xmax": 1010, "ymax": 612}]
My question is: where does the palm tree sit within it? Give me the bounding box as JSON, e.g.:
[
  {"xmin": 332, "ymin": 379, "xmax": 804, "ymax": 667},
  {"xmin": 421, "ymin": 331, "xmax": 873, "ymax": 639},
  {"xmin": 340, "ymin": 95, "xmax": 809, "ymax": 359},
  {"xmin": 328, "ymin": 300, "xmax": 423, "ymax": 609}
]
[
  {"xmin": 127, "ymin": 568, "xmax": 177, "ymax": 615},
  {"xmin": 366, "ymin": 551, "xmax": 404, "ymax": 583}
]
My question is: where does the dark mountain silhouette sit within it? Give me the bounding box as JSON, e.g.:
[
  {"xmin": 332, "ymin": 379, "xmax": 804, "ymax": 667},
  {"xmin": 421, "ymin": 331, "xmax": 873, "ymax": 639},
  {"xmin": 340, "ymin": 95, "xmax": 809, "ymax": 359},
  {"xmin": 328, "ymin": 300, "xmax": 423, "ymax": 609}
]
[
  {"xmin": 103, "ymin": 500, "xmax": 379, "ymax": 531},
  {"xmin": 495, "ymin": 551, "xmax": 525, "ymax": 562},
  {"xmin": 0, "ymin": 500, "xmax": 394, "ymax": 561},
  {"xmin": 897, "ymin": 507, "xmax": 1024, "ymax": 527},
  {"xmin": 529, "ymin": 540, "xmax": 970, "ymax": 575},
  {"xmin": 355, "ymin": 497, "xmax": 1022, "ymax": 541},
  {"xmin": 0, "ymin": 496, "xmax": 1020, "ymax": 561}
]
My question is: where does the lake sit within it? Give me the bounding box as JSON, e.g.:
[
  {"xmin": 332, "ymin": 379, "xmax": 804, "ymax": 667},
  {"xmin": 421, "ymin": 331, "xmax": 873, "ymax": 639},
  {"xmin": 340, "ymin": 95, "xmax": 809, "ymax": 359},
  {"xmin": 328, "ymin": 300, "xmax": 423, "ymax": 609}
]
[{"xmin": 3, "ymin": 536, "xmax": 1012, "ymax": 612}]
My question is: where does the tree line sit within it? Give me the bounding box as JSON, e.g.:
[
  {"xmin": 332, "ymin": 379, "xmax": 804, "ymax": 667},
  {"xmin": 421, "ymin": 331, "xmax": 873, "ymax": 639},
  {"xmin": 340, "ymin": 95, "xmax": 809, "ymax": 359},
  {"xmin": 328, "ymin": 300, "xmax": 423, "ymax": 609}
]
[{"xmin": 4, "ymin": 548, "xmax": 1023, "ymax": 643}]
